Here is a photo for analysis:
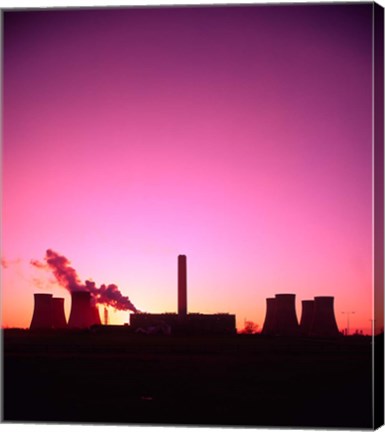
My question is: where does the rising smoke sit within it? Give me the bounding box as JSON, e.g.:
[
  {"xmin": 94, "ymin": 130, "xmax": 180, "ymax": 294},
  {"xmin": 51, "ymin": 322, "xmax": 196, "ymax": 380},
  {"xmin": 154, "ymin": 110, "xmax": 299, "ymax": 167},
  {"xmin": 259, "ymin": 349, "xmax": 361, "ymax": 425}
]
[
  {"xmin": 1, "ymin": 257, "xmax": 22, "ymax": 269},
  {"xmin": 31, "ymin": 249, "xmax": 138, "ymax": 312}
]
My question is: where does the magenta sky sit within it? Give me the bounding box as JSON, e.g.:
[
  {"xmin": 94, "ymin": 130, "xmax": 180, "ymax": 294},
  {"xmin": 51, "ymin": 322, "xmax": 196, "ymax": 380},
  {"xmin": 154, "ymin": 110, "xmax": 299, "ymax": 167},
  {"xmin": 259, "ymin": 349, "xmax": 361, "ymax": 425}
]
[{"xmin": 2, "ymin": 4, "xmax": 377, "ymax": 333}]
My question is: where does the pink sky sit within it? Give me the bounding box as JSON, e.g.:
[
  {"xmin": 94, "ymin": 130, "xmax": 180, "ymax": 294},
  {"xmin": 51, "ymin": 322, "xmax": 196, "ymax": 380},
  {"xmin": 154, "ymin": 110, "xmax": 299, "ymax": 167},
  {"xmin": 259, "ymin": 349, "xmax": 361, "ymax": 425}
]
[{"xmin": 2, "ymin": 4, "xmax": 379, "ymax": 333}]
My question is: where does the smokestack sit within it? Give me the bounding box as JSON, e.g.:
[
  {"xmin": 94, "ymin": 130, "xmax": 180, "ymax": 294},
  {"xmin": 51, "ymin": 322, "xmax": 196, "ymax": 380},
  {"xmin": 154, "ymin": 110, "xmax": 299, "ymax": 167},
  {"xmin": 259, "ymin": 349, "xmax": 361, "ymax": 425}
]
[
  {"xmin": 178, "ymin": 255, "xmax": 187, "ymax": 316},
  {"xmin": 310, "ymin": 296, "xmax": 340, "ymax": 337},
  {"xmin": 68, "ymin": 291, "xmax": 92, "ymax": 328},
  {"xmin": 104, "ymin": 307, "xmax": 109, "ymax": 325},
  {"xmin": 30, "ymin": 293, "xmax": 53, "ymax": 330},
  {"xmin": 299, "ymin": 300, "xmax": 315, "ymax": 336},
  {"xmin": 261, "ymin": 298, "xmax": 277, "ymax": 335},
  {"xmin": 52, "ymin": 297, "xmax": 67, "ymax": 329},
  {"xmin": 274, "ymin": 294, "xmax": 299, "ymax": 336}
]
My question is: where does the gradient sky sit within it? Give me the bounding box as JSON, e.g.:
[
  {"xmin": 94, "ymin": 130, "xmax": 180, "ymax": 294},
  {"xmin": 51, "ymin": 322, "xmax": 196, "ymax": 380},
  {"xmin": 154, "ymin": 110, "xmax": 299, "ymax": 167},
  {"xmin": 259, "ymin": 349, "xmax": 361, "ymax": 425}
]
[{"xmin": 2, "ymin": 4, "xmax": 377, "ymax": 333}]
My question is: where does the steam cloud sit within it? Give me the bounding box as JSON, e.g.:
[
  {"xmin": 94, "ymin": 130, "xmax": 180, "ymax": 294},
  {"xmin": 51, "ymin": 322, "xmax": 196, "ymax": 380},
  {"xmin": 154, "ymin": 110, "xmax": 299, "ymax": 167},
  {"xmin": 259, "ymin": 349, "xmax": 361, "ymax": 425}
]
[
  {"xmin": 31, "ymin": 249, "xmax": 138, "ymax": 313},
  {"xmin": 1, "ymin": 257, "xmax": 22, "ymax": 269}
]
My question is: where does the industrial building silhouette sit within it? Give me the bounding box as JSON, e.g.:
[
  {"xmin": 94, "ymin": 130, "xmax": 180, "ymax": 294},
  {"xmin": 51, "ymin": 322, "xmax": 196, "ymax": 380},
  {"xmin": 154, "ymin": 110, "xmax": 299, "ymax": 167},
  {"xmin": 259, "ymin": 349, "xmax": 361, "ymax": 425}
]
[
  {"xmin": 68, "ymin": 291, "xmax": 101, "ymax": 328},
  {"xmin": 30, "ymin": 254, "xmax": 340, "ymax": 337},
  {"xmin": 310, "ymin": 296, "xmax": 340, "ymax": 337},
  {"xmin": 261, "ymin": 294, "xmax": 300, "ymax": 336},
  {"xmin": 130, "ymin": 255, "xmax": 236, "ymax": 335},
  {"xmin": 51, "ymin": 297, "xmax": 67, "ymax": 329},
  {"xmin": 30, "ymin": 291, "xmax": 102, "ymax": 330},
  {"xmin": 29, "ymin": 255, "xmax": 236, "ymax": 334},
  {"xmin": 261, "ymin": 293, "xmax": 340, "ymax": 337},
  {"xmin": 30, "ymin": 293, "xmax": 54, "ymax": 330}
]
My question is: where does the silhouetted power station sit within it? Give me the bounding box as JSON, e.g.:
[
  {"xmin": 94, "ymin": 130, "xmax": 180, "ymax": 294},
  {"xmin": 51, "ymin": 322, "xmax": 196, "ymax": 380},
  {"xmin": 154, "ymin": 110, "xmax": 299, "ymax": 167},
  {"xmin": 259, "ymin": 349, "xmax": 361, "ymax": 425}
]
[
  {"xmin": 261, "ymin": 298, "xmax": 276, "ymax": 335},
  {"xmin": 68, "ymin": 291, "xmax": 101, "ymax": 328},
  {"xmin": 52, "ymin": 297, "xmax": 67, "ymax": 329},
  {"xmin": 261, "ymin": 294, "xmax": 300, "ymax": 336},
  {"xmin": 31, "ymin": 293, "xmax": 69, "ymax": 330},
  {"xmin": 30, "ymin": 291, "xmax": 102, "ymax": 330},
  {"xmin": 30, "ymin": 254, "xmax": 341, "ymax": 337},
  {"xmin": 262, "ymin": 293, "xmax": 340, "ymax": 337},
  {"xmin": 274, "ymin": 294, "xmax": 300, "ymax": 336},
  {"xmin": 30, "ymin": 294, "xmax": 54, "ymax": 330},
  {"xmin": 310, "ymin": 296, "xmax": 339, "ymax": 337},
  {"xmin": 299, "ymin": 300, "xmax": 315, "ymax": 336},
  {"xmin": 130, "ymin": 255, "xmax": 236, "ymax": 335}
]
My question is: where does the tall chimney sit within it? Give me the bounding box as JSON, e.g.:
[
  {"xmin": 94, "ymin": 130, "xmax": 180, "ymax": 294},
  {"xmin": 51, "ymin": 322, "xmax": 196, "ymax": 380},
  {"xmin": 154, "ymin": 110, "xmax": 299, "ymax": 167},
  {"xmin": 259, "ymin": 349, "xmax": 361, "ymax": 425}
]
[
  {"xmin": 30, "ymin": 293, "xmax": 53, "ymax": 330},
  {"xmin": 299, "ymin": 300, "xmax": 315, "ymax": 336},
  {"xmin": 52, "ymin": 297, "xmax": 67, "ymax": 329},
  {"xmin": 178, "ymin": 255, "xmax": 187, "ymax": 316},
  {"xmin": 274, "ymin": 293, "xmax": 299, "ymax": 336},
  {"xmin": 310, "ymin": 296, "xmax": 340, "ymax": 337},
  {"xmin": 68, "ymin": 291, "xmax": 92, "ymax": 328},
  {"xmin": 261, "ymin": 298, "xmax": 277, "ymax": 335}
]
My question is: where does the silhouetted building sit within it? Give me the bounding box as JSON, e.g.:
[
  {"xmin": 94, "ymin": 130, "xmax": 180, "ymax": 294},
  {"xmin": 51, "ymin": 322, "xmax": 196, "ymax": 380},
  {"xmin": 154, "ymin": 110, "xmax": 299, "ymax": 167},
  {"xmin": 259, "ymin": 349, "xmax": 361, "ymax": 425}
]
[
  {"xmin": 90, "ymin": 303, "xmax": 102, "ymax": 326},
  {"xmin": 274, "ymin": 294, "xmax": 300, "ymax": 336},
  {"xmin": 52, "ymin": 297, "xmax": 67, "ymax": 329},
  {"xmin": 261, "ymin": 297, "xmax": 277, "ymax": 335},
  {"xmin": 299, "ymin": 299, "xmax": 315, "ymax": 336},
  {"xmin": 262, "ymin": 294, "xmax": 299, "ymax": 336},
  {"xmin": 310, "ymin": 296, "xmax": 340, "ymax": 337},
  {"xmin": 68, "ymin": 291, "xmax": 93, "ymax": 329},
  {"xmin": 131, "ymin": 255, "xmax": 236, "ymax": 335},
  {"xmin": 185, "ymin": 313, "xmax": 236, "ymax": 335},
  {"xmin": 30, "ymin": 293, "xmax": 53, "ymax": 330},
  {"xmin": 130, "ymin": 312, "xmax": 236, "ymax": 335}
]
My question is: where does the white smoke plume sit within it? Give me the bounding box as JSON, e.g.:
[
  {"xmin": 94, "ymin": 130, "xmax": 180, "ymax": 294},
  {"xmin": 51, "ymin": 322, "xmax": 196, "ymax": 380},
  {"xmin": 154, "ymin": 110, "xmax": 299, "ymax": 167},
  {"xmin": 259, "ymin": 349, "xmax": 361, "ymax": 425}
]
[{"xmin": 31, "ymin": 249, "xmax": 138, "ymax": 313}]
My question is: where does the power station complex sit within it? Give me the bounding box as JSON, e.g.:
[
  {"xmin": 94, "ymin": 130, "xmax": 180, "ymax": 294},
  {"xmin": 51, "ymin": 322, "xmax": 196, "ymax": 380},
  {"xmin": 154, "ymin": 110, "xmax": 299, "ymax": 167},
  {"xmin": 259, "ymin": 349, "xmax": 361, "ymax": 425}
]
[
  {"xmin": 30, "ymin": 291, "xmax": 101, "ymax": 330},
  {"xmin": 130, "ymin": 255, "xmax": 236, "ymax": 335},
  {"xmin": 261, "ymin": 294, "xmax": 340, "ymax": 337},
  {"xmin": 30, "ymin": 255, "xmax": 341, "ymax": 337}
]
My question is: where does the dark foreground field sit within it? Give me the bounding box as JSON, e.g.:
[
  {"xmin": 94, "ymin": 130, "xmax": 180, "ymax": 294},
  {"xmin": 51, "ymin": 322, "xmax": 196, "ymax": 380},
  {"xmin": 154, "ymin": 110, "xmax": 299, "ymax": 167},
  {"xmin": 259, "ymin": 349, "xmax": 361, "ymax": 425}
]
[{"xmin": 3, "ymin": 329, "xmax": 373, "ymax": 428}]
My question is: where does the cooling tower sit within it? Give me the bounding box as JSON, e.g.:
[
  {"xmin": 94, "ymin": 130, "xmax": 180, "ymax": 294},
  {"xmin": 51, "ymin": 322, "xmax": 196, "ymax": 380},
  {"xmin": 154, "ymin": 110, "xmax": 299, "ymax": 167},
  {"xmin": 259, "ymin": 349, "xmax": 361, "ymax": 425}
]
[
  {"xmin": 178, "ymin": 255, "xmax": 187, "ymax": 316},
  {"xmin": 274, "ymin": 294, "xmax": 299, "ymax": 336},
  {"xmin": 89, "ymin": 303, "xmax": 102, "ymax": 326},
  {"xmin": 261, "ymin": 298, "xmax": 277, "ymax": 335},
  {"xmin": 30, "ymin": 293, "xmax": 53, "ymax": 329},
  {"xmin": 310, "ymin": 296, "xmax": 340, "ymax": 337},
  {"xmin": 299, "ymin": 300, "xmax": 315, "ymax": 336},
  {"xmin": 68, "ymin": 291, "xmax": 92, "ymax": 328},
  {"xmin": 52, "ymin": 297, "xmax": 67, "ymax": 329}
]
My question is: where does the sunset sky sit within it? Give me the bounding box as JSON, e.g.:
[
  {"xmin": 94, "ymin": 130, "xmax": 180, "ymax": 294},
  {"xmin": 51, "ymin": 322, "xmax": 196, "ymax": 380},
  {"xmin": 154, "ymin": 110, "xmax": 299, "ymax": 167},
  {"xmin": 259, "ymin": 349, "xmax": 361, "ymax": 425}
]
[{"xmin": 2, "ymin": 3, "xmax": 378, "ymax": 333}]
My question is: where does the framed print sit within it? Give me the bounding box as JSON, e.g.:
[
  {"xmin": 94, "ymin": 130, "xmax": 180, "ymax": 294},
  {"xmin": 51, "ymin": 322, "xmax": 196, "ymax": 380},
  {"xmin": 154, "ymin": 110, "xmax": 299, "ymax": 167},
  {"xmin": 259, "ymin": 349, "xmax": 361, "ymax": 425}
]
[{"xmin": 2, "ymin": 1, "xmax": 384, "ymax": 429}]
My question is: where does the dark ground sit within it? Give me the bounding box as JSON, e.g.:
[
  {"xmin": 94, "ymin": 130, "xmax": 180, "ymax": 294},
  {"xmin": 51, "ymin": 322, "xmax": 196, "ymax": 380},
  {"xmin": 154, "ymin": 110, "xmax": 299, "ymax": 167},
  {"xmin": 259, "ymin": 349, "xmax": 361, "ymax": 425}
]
[{"xmin": 2, "ymin": 329, "xmax": 373, "ymax": 428}]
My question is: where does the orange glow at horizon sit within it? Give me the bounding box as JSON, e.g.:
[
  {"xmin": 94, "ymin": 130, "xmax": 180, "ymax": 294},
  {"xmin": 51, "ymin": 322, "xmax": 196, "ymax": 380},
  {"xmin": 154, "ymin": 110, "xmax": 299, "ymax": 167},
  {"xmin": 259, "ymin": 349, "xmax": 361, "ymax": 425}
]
[{"xmin": 1, "ymin": 251, "xmax": 376, "ymax": 335}]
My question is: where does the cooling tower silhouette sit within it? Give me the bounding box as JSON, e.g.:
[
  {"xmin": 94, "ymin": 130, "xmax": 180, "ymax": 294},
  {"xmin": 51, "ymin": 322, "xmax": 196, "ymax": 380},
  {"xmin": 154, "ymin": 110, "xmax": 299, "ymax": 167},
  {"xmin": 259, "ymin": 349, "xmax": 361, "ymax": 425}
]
[
  {"xmin": 178, "ymin": 255, "xmax": 187, "ymax": 316},
  {"xmin": 299, "ymin": 300, "xmax": 315, "ymax": 336},
  {"xmin": 89, "ymin": 304, "xmax": 101, "ymax": 326},
  {"xmin": 30, "ymin": 293, "xmax": 53, "ymax": 329},
  {"xmin": 52, "ymin": 297, "xmax": 67, "ymax": 329},
  {"xmin": 274, "ymin": 294, "xmax": 299, "ymax": 336},
  {"xmin": 68, "ymin": 291, "xmax": 93, "ymax": 328},
  {"xmin": 261, "ymin": 298, "xmax": 277, "ymax": 335},
  {"xmin": 310, "ymin": 296, "xmax": 340, "ymax": 337}
]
